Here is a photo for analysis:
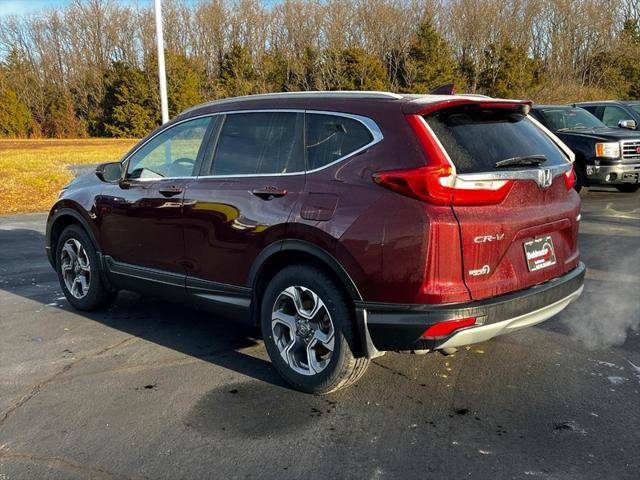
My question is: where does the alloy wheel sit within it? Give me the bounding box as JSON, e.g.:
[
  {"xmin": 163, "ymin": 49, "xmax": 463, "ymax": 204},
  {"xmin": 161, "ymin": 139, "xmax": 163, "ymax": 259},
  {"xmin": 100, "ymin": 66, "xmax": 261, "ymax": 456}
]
[
  {"xmin": 60, "ymin": 238, "xmax": 91, "ymax": 299},
  {"xmin": 271, "ymin": 286, "xmax": 335, "ymax": 376}
]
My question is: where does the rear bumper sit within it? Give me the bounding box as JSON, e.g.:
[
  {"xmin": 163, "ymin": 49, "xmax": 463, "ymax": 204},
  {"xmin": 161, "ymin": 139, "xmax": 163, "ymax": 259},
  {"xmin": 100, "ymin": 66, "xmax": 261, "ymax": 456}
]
[
  {"xmin": 355, "ymin": 262, "xmax": 585, "ymax": 357},
  {"xmin": 586, "ymin": 162, "xmax": 640, "ymax": 185}
]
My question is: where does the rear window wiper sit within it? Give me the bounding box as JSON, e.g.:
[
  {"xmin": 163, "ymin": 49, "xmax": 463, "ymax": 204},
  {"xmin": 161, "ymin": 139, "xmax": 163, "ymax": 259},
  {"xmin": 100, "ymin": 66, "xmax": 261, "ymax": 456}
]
[{"xmin": 494, "ymin": 155, "xmax": 547, "ymax": 168}]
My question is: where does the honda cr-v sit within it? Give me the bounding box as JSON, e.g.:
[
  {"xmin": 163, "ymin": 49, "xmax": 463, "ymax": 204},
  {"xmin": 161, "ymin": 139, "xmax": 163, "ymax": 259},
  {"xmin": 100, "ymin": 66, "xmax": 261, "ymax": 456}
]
[{"xmin": 47, "ymin": 92, "xmax": 585, "ymax": 393}]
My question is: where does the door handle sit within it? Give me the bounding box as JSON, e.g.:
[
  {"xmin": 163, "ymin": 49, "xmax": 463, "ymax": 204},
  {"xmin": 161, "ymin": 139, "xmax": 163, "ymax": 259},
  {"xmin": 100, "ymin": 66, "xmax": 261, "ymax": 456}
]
[
  {"xmin": 251, "ymin": 187, "xmax": 288, "ymax": 200},
  {"xmin": 159, "ymin": 186, "xmax": 183, "ymax": 197}
]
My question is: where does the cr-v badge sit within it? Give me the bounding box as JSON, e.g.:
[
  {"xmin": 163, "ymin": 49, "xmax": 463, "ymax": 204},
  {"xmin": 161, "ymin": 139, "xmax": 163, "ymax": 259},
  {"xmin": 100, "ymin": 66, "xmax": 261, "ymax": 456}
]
[{"xmin": 474, "ymin": 233, "xmax": 505, "ymax": 243}]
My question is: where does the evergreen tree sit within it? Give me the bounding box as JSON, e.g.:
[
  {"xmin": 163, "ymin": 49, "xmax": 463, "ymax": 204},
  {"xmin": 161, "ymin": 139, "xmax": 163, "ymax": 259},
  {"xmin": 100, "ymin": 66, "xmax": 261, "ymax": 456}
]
[
  {"xmin": 403, "ymin": 16, "xmax": 457, "ymax": 93},
  {"xmin": 218, "ymin": 45, "xmax": 258, "ymax": 97},
  {"xmin": 479, "ymin": 38, "xmax": 543, "ymax": 98},
  {"xmin": 166, "ymin": 53, "xmax": 205, "ymax": 116},
  {"xmin": 331, "ymin": 48, "xmax": 387, "ymax": 90},
  {"xmin": 619, "ymin": 19, "xmax": 640, "ymax": 99},
  {"xmin": 0, "ymin": 88, "xmax": 32, "ymax": 137},
  {"xmin": 101, "ymin": 62, "xmax": 158, "ymax": 138}
]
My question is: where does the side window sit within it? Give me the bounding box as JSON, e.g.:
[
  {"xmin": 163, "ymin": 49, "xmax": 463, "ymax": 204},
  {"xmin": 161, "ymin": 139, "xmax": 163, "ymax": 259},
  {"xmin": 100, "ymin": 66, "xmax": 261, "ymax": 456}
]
[
  {"xmin": 602, "ymin": 106, "xmax": 628, "ymax": 127},
  {"xmin": 210, "ymin": 112, "xmax": 304, "ymax": 175},
  {"xmin": 305, "ymin": 113, "xmax": 374, "ymax": 170},
  {"xmin": 126, "ymin": 117, "xmax": 211, "ymax": 179}
]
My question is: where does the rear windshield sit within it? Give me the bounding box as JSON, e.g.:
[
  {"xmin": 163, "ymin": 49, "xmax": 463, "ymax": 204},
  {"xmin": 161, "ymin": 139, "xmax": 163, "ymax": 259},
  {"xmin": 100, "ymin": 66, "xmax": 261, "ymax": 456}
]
[{"xmin": 425, "ymin": 105, "xmax": 569, "ymax": 174}]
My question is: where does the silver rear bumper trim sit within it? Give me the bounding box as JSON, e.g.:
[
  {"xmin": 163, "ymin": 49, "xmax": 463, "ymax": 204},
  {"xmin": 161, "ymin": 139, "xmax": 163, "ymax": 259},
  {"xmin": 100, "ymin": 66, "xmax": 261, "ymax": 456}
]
[{"xmin": 436, "ymin": 285, "xmax": 584, "ymax": 350}]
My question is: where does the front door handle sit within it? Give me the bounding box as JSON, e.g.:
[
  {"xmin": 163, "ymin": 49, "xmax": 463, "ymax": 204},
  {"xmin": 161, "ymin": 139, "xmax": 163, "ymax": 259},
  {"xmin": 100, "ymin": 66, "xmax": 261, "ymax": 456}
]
[
  {"xmin": 159, "ymin": 186, "xmax": 183, "ymax": 197},
  {"xmin": 251, "ymin": 187, "xmax": 288, "ymax": 201}
]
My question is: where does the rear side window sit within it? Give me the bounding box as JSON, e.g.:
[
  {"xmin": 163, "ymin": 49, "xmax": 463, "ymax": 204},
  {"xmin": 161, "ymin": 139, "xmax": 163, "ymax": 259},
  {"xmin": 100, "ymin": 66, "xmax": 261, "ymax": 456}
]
[
  {"xmin": 211, "ymin": 112, "xmax": 304, "ymax": 175},
  {"xmin": 306, "ymin": 113, "xmax": 373, "ymax": 170},
  {"xmin": 425, "ymin": 106, "xmax": 568, "ymax": 174}
]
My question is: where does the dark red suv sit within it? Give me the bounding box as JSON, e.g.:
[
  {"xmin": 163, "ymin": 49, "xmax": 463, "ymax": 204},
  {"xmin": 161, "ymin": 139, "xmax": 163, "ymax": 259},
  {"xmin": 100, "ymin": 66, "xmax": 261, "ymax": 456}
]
[{"xmin": 46, "ymin": 92, "xmax": 585, "ymax": 393}]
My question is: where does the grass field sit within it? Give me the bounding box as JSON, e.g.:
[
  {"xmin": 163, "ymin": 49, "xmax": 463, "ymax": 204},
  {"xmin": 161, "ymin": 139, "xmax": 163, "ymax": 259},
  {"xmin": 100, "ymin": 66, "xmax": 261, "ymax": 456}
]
[{"xmin": 0, "ymin": 139, "xmax": 138, "ymax": 215}]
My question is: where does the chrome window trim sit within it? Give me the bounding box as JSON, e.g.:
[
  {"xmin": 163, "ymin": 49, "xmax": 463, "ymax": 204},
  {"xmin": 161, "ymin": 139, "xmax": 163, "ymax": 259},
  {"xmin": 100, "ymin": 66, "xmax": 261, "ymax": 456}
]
[
  {"xmin": 196, "ymin": 109, "xmax": 384, "ymax": 179},
  {"xmin": 120, "ymin": 108, "xmax": 384, "ymax": 181}
]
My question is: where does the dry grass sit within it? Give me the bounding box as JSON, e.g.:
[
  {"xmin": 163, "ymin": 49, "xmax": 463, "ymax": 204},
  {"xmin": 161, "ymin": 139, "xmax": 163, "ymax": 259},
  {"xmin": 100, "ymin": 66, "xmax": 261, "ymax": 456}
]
[{"xmin": 0, "ymin": 138, "xmax": 138, "ymax": 215}]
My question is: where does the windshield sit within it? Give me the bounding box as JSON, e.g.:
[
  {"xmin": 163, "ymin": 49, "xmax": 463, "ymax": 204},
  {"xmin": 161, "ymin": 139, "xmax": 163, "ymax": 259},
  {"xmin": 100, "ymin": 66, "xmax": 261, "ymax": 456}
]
[
  {"xmin": 425, "ymin": 105, "xmax": 569, "ymax": 174},
  {"xmin": 536, "ymin": 107, "xmax": 605, "ymax": 131}
]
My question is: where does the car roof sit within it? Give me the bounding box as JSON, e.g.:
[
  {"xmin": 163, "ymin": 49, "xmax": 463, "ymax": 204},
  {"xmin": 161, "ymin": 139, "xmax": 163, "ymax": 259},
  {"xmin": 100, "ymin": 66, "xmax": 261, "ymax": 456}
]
[
  {"xmin": 180, "ymin": 91, "xmax": 501, "ymax": 117},
  {"xmin": 575, "ymin": 100, "xmax": 640, "ymax": 105}
]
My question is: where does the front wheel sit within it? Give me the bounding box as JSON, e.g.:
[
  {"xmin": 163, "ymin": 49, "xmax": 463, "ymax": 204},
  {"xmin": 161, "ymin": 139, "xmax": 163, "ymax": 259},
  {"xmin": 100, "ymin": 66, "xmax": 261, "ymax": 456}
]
[
  {"xmin": 616, "ymin": 184, "xmax": 640, "ymax": 193},
  {"xmin": 261, "ymin": 265, "xmax": 369, "ymax": 394},
  {"xmin": 55, "ymin": 224, "xmax": 114, "ymax": 311}
]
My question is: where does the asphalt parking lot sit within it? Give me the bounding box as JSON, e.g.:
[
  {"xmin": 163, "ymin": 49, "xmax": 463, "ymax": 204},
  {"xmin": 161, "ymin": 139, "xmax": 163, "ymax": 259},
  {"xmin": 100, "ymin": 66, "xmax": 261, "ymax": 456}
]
[{"xmin": 0, "ymin": 190, "xmax": 639, "ymax": 480}]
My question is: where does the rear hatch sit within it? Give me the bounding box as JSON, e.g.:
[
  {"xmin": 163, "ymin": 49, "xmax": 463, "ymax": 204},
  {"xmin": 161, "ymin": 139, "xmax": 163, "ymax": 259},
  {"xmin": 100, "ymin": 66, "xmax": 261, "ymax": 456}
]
[{"xmin": 423, "ymin": 102, "xmax": 580, "ymax": 300}]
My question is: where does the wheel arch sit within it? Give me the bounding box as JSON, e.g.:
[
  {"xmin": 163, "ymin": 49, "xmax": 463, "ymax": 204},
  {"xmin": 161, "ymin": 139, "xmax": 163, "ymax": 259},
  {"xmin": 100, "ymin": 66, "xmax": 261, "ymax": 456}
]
[
  {"xmin": 248, "ymin": 240, "xmax": 363, "ymax": 329},
  {"xmin": 47, "ymin": 207, "xmax": 99, "ymax": 268}
]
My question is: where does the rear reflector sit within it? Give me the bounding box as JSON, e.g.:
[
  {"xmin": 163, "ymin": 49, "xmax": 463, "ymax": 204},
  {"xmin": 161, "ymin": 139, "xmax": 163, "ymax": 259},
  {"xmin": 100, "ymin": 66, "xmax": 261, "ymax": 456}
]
[
  {"xmin": 421, "ymin": 317, "xmax": 477, "ymax": 338},
  {"xmin": 372, "ymin": 114, "xmax": 513, "ymax": 205}
]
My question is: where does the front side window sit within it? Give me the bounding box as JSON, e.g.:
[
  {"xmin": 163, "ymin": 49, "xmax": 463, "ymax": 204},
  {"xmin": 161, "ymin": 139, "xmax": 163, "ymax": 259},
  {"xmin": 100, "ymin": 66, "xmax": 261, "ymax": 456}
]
[
  {"xmin": 306, "ymin": 114, "xmax": 374, "ymax": 170},
  {"xmin": 210, "ymin": 112, "xmax": 304, "ymax": 175},
  {"xmin": 602, "ymin": 106, "xmax": 629, "ymax": 127},
  {"xmin": 126, "ymin": 117, "xmax": 211, "ymax": 179}
]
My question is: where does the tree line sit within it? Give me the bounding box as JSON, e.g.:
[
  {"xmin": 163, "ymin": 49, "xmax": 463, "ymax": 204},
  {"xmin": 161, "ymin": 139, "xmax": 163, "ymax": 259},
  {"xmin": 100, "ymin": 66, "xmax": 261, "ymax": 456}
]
[{"xmin": 0, "ymin": 0, "xmax": 639, "ymax": 138}]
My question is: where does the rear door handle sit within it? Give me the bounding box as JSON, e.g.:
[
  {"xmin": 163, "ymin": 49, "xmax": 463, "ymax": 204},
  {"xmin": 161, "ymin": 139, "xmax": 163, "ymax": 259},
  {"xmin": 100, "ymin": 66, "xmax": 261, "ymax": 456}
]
[
  {"xmin": 159, "ymin": 186, "xmax": 183, "ymax": 197},
  {"xmin": 251, "ymin": 187, "xmax": 288, "ymax": 200}
]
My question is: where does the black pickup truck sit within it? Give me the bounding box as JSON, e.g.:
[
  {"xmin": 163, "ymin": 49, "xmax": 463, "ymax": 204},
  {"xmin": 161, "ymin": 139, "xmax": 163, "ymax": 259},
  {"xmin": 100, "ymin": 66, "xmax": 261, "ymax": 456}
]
[{"xmin": 530, "ymin": 105, "xmax": 640, "ymax": 194}]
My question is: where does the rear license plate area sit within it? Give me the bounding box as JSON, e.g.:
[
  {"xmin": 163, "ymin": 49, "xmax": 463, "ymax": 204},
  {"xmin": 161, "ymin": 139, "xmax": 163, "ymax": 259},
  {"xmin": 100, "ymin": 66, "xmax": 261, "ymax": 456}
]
[{"xmin": 524, "ymin": 235, "xmax": 557, "ymax": 272}]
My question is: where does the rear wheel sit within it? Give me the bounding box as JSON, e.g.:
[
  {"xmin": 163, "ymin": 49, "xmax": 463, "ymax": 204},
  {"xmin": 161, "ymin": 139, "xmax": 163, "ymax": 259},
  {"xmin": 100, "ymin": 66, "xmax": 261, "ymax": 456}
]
[
  {"xmin": 573, "ymin": 166, "xmax": 589, "ymax": 196},
  {"xmin": 616, "ymin": 184, "xmax": 640, "ymax": 193},
  {"xmin": 261, "ymin": 265, "xmax": 369, "ymax": 394},
  {"xmin": 56, "ymin": 224, "xmax": 114, "ymax": 311}
]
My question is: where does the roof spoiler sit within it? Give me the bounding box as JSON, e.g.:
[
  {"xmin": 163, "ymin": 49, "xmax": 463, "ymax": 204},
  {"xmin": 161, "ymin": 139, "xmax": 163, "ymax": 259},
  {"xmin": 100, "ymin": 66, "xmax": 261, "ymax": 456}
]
[
  {"xmin": 404, "ymin": 98, "xmax": 532, "ymax": 115},
  {"xmin": 429, "ymin": 83, "xmax": 456, "ymax": 95}
]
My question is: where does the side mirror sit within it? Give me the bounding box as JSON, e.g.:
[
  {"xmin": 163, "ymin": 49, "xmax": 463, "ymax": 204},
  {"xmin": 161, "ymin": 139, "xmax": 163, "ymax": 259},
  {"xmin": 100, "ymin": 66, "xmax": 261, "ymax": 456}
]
[
  {"xmin": 95, "ymin": 161, "xmax": 123, "ymax": 182},
  {"xmin": 618, "ymin": 119, "xmax": 637, "ymax": 130}
]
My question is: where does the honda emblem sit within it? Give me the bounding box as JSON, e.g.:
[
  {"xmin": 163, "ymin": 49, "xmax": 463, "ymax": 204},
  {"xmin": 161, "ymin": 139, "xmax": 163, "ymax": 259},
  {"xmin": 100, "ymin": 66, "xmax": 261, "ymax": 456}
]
[{"xmin": 538, "ymin": 169, "xmax": 553, "ymax": 188}]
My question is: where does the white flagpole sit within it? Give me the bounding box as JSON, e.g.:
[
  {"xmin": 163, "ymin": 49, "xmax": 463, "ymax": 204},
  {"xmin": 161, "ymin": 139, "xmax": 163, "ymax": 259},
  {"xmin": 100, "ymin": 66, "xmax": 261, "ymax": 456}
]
[{"xmin": 154, "ymin": 0, "xmax": 169, "ymax": 124}]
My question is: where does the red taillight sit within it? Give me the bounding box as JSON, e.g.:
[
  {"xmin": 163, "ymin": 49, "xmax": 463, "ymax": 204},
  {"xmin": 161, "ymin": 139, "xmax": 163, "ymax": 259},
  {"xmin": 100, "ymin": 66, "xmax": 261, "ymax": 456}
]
[
  {"xmin": 372, "ymin": 114, "xmax": 513, "ymax": 205},
  {"xmin": 374, "ymin": 165, "xmax": 453, "ymax": 204},
  {"xmin": 564, "ymin": 163, "xmax": 575, "ymax": 190},
  {"xmin": 421, "ymin": 317, "xmax": 477, "ymax": 338}
]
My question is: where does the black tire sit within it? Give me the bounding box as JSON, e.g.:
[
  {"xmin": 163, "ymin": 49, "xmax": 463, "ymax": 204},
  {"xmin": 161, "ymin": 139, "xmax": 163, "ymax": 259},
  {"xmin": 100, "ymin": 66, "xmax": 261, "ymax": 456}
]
[
  {"xmin": 573, "ymin": 166, "xmax": 589, "ymax": 196},
  {"xmin": 55, "ymin": 224, "xmax": 114, "ymax": 311},
  {"xmin": 260, "ymin": 264, "xmax": 370, "ymax": 394},
  {"xmin": 616, "ymin": 184, "xmax": 640, "ymax": 193}
]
